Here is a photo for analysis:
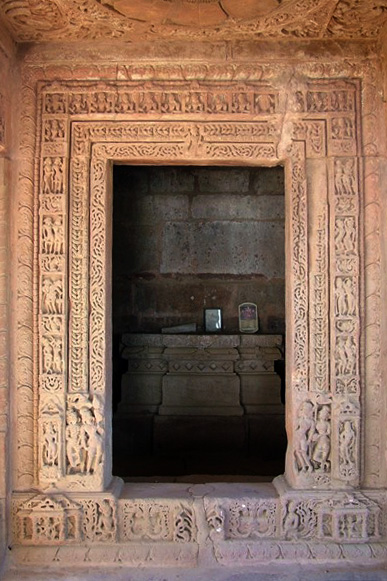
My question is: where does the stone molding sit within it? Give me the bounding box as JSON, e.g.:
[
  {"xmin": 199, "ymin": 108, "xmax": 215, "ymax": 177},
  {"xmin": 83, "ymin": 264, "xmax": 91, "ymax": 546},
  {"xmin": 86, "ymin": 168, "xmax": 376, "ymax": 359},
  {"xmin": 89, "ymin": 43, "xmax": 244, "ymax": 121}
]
[
  {"xmin": 9, "ymin": 57, "xmax": 387, "ymax": 565},
  {"xmin": 10, "ymin": 479, "xmax": 387, "ymax": 567}
]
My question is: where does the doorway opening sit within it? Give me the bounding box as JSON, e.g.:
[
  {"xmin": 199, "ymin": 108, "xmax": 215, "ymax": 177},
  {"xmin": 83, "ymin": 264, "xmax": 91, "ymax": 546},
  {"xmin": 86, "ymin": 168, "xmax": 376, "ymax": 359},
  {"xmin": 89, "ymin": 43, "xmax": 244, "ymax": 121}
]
[{"xmin": 112, "ymin": 165, "xmax": 286, "ymax": 482}]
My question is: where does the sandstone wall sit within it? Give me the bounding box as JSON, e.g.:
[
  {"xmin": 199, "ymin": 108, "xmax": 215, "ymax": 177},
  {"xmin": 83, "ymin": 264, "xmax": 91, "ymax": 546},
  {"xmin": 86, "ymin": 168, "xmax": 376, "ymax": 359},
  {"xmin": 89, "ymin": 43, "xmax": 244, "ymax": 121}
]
[
  {"xmin": 0, "ymin": 23, "xmax": 16, "ymax": 576},
  {"xmin": 113, "ymin": 165, "xmax": 285, "ymax": 334}
]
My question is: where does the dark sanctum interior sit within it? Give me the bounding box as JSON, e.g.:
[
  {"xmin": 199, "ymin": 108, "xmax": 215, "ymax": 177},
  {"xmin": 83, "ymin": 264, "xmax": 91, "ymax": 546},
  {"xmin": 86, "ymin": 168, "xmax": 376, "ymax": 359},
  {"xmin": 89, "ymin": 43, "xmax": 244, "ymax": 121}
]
[{"xmin": 112, "ymin": 164, "xmax": 287, "ymax": 481}]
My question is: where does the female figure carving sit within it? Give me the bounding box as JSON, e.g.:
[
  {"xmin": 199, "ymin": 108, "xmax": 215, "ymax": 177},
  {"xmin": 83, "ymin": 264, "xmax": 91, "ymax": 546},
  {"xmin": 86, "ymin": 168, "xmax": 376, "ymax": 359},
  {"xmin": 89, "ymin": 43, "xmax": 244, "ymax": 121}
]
[
  {"xmin": 312, "ymin": 406, "xmax": 331, "ymax": 472},
  {"xmin": 294, "ymin": 400, "xmax": 315, "ymax": 472}
]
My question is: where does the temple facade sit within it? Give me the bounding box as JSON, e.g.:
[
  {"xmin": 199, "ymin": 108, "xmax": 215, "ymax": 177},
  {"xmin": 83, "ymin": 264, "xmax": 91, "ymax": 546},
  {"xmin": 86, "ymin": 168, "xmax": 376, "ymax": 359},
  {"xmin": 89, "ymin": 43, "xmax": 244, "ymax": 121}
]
[{"xmin": 0, "ymin": 0, "xmax": 387, "ymax": 577}]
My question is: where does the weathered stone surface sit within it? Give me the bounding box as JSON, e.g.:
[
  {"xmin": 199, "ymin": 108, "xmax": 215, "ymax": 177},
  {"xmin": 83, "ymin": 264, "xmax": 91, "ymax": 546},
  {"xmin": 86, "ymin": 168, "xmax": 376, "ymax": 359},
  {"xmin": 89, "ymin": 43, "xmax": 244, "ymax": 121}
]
[
  {"xmin": 250, "ymin": 167, "xmax": 285, "ymax": 197},
  {"xmin": 191, "ymin": 194, "xmax": 284, "ymax": 220},
  {"xmin": 197, "ymin": 168, "xmax": 249, "ymax": 193},
  {"xmin": 160, "ymin": 375, "xmax": 243, "ymax": 416},
  {"xmin": 161, "ymin": 221, "xmax": 285, "ymax": 276},
  {"xmin": 119, "ymin": 194, "xmax": 189, "ymax": 223},
  {"xmin": 148, "ymin": 167, "xmax": 196, "ymax": 194},
  {"xmin": 113, "ymin": 165, "xmax": 285, "ymax": 333},
  {"xmin": 240, "ymin": 373, "xmax": 282, "ymax": 412},
  {"xmin": 114, "ymin": 224, "xmax": 161, "ymax": 273},
  {"xmin": 114, "ymin": 276, "xmax": 285, "ymax": 334}
]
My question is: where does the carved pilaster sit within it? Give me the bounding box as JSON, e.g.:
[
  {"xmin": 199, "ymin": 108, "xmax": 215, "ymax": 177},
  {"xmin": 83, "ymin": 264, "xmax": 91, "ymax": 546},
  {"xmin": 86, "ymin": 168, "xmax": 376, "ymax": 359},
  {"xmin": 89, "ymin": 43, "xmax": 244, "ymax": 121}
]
[{"xmin": 38, "ymin": 108, "xmax": 69, "ymax": 486}]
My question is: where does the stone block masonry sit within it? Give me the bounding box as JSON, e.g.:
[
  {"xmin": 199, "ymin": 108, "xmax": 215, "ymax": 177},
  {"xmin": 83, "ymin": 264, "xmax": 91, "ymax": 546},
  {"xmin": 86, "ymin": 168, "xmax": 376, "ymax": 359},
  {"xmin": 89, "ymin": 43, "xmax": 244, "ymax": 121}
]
[{"xmin": 113, "ymin": 165, "xmax": 285, "ymax": 334}]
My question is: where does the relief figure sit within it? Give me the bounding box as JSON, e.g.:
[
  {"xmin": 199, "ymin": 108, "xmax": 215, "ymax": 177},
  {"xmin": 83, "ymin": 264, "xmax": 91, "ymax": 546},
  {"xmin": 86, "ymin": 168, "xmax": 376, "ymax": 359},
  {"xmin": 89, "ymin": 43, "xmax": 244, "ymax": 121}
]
[
  {"xmin": 42, "ymin": 421, "xmax": 59, "ymax": 467},
  {"xmin": 335, "ymin": 277, "xmax": 356, "ymax": 316},
  {"xmin": 311, "ymin": 406, "xmax": 331, "ymax": 472},
  {"xmin": 45, "ymin": 119, "xmax": 65, "ymax": 141},
  {"xmin": 294, "ymin": 401, "xmax": 315, "ymax": 472},
  {"xmin": 42, "ymin": 337, "xmax": 62, "ymax": 374},
  {"xmin": 52, "ymin": 157, "xmax": 64, "ymax": 193},
  {"xmin": 186, "ymin": 92, "xmax": 204, "ymax": 113},
  {"xmin": 79, "ymin": 407, "xmax": 104, "ymax": 474},
  {"xmin": 42, "ymin": 277, "xmax": 63, "ymax": 315},
  {"xmin": 43, "ymin": 157, "xmax": 64, "ymax": 194},
  {"xmin": 336, "ymin": 335, "xmax": 356, "ymax": 376},
  {"xmin": 334, "ymin": 159, "xmax": 356, "ymax": 196},
  {"xmin": 42, "ymin": 216, "xmax": 64, "ymax": 255},
  {"xmin": 45, "ymin": 93, "xmax": 66, "ymax": 114},
  {"xmin": 283, "ymin": 501, "xmax": 300, "ymax": 539},
  {"xmin": 335, "ymin": 217, "xmax": 356, "ymax": 255},
  {"xmin": 339, "ymin": 420, "xmax": 356, "ymax": 470},
  {"xmin": 66, "ymin": 410, "xmax": 81, "ymax": 472},
  {"xmin": 117, "ymin": 92, "xmax": 135, "ymax": 113}
]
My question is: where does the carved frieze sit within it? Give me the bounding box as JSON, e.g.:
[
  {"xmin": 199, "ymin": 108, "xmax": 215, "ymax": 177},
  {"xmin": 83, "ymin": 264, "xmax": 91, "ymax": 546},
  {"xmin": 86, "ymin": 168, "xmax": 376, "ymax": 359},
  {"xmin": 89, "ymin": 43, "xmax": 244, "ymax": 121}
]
[
  {"xmin": 2, "ymin": 0, "xmax": 386, "ymax": 42},
  {"xmin": 42, "ymin": 85, "xmax": 281, "ymax": 118},
  {"xmin": 13, "ymin": 495, "xmax": 82, "ymax": 545}
]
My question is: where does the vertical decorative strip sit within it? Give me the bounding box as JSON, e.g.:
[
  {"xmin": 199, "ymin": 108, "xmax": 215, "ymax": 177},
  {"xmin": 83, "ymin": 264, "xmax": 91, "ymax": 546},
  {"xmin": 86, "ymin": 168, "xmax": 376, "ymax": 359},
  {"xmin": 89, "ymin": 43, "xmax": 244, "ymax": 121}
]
[
  {"xmin": 330, "ymin": 156, "xmax": 361, "ymax": 487},
  {"xmin": 38, "ymin": 91, "xmax": 70, "ymax": 485}
]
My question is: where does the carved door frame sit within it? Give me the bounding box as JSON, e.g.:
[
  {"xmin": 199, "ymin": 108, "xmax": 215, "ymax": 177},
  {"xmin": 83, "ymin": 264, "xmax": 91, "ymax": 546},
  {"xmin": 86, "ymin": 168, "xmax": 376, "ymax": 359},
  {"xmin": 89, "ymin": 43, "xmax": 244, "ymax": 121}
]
[{"xmin": 22, "ymin": 77, "xmax": 364, "ymax": 494}]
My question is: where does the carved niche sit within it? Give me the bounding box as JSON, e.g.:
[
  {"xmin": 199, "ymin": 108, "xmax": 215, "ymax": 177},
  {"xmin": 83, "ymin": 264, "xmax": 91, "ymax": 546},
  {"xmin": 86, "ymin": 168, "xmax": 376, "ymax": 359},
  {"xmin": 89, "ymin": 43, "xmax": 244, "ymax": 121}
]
[{"xmin": 30, "ymin": 78, "xmax": 364, "ymax": 493}]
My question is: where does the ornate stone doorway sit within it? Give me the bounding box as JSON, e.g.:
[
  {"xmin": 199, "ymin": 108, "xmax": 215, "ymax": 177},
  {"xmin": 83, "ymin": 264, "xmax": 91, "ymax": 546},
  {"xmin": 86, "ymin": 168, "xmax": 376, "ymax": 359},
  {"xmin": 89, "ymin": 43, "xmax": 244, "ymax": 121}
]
[{"xmin": 11, "ymin": 74, "xmax": 386, "ymax": 567}]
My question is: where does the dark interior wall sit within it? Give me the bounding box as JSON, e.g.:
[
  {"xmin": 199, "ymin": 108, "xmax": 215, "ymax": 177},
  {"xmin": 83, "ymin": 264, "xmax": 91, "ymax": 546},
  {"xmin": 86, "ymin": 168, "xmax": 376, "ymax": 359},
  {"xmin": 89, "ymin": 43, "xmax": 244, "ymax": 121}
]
[{"xmin": 113, "ymin": 165, "xmax": 285, "ymax": 334}]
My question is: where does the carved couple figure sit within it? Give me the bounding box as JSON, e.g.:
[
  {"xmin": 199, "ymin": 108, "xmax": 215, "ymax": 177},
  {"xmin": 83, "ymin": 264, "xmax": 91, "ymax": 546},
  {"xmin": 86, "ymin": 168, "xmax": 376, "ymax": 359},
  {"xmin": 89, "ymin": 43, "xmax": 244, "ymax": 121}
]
[
  {"xmin": 294, "ymin": 401, "xmax": 331, "ymax": 473},
  {"xmin": 66, "ymin": 405, "xmax": 103, "ymax": 475}
]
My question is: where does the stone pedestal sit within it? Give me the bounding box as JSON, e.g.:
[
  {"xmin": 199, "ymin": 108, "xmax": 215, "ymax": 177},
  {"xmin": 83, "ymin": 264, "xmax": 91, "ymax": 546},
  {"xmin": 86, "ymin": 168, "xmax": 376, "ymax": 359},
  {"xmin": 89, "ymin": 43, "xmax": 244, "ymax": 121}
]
[
  {"xmin": 160, "ymin": 374, "xmax": 242, "ymax": 416},
  {"xmin": 117, "ymin": 333, "xmax": 283, "ymax": 417},
  {"xmin": 117, "ymin": 336, "xmax": 166, "ymax": 415}
]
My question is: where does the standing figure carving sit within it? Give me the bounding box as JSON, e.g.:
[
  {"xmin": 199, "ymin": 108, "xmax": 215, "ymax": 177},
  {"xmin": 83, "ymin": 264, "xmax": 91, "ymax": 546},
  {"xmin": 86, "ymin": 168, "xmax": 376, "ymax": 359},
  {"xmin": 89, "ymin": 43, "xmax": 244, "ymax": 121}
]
[
  {"xmin": 339, "ymin": 420, "xmax": 356, "ymax": 472},
  {"xmin": 312, "ymin": 406, "xmax": 331, "ymax": 472},
  {"xmin": 335, "ymin": 277, "xmax": 356, "ymax": 316},
  {"xmin": 79, "ymin": 407, "xmax": 104, "ymax": 474},
  {"xmin": 66, "ymin": 410, "xmax": 81, "ymax": 473},
  {"xmin": 42, "ymin": 277, "xmax": 63, "ymax": 314},
  {"xmin": 294, "ymin": 401, "xmax": 315, "ymax": 472},
  {"xmin": 66, "ymin": 395, "xmax": 105, "ymax": 477},
  {"xmin": 42, "ymin": 422, "xmax": 59, "ymax": 467}
]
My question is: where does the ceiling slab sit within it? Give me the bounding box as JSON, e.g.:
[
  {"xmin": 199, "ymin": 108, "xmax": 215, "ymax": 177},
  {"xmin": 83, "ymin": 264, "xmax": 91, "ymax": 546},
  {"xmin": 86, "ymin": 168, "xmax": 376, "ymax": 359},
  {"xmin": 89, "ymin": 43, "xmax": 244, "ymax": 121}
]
[{"xmin": 0, "ymin": 0, "xmax": 386, "ymax": 43}]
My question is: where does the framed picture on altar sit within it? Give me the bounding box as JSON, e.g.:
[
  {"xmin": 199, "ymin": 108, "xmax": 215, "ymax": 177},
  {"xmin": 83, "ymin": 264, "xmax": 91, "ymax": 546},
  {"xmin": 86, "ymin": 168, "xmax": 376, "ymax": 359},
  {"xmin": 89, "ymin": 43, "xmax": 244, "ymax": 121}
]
[
  {"xmin": 204, "ymin": 308, "xmax": 222, "ymax": 333},
  {"xmin": 239, "ymin": 302, "xmax": 258, "ymax": 333}
]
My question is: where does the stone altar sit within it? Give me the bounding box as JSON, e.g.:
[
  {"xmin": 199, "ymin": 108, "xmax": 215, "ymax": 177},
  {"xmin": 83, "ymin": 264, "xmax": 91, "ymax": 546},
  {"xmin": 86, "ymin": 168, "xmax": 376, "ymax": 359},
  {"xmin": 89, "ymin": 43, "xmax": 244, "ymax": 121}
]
[{"xmin": 118, "ymin": 333, "xmax": 283, "ymax": 417}]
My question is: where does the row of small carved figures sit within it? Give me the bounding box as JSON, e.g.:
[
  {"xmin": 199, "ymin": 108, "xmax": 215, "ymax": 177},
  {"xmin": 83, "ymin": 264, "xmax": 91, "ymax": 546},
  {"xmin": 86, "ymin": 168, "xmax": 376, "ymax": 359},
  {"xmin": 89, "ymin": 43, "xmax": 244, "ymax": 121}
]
[
  {"xmin": 44, "ymin": 91, "xmax": 278, "ymax": 115},
  {"xmin": 43, "ymin": 89, "xmax": 356, "ymax": 116},
  {"xmin": 15, "ymin": 497, "xmax": 378, "ymax": 544}
]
